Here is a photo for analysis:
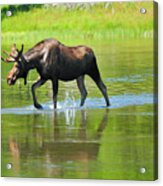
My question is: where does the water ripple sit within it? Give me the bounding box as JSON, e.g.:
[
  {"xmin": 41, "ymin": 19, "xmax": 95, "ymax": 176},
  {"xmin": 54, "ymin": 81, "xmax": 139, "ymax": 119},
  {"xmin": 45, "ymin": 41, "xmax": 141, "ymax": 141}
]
[
  {"xmin": 105, "ymin": 73, "xmax": 153, "ymax": 83},
  {"xmin": 1, "ymin": 93, "xmax": 155, "ymax": 115}
]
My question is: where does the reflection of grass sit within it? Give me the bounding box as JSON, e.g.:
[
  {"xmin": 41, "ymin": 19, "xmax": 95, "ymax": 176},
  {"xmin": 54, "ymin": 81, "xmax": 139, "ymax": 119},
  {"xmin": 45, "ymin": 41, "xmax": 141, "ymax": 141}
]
[
  {"xmin": 1, "ymin": 2, "xmax": 153, "ymax": 46},
  {"xmin": 1, "ymin": 105, "xmax": 156, "ymax": 180}
]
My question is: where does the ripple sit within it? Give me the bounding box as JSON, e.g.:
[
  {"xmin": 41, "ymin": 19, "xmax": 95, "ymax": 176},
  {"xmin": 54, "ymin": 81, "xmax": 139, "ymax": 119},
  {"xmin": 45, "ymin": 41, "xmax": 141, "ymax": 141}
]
[
  {"xmin": 105, "ymin": 73, "xmax": 153, "ymax": 83},
  {"xmin": 1, "ymin": 93, "xmax": 155, "ymax": 115}
]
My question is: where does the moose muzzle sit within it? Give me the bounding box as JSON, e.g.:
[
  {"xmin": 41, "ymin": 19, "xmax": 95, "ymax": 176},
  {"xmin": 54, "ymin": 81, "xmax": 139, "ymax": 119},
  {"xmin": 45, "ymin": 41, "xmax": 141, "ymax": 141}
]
[{"xmin": 7, "ymin": 72, "xmax": 17, "ymax": 85}]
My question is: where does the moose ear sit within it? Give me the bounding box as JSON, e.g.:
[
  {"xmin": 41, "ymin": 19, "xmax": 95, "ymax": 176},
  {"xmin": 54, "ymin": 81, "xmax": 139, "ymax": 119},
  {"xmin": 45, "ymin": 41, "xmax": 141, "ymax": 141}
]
[
  {"xmin": 16, "ymin": 44, "xmax": 24, "ymax": 54},
  {"xmin": 20, "ymin": 44, "xmax": 24, "ymax": 53}
]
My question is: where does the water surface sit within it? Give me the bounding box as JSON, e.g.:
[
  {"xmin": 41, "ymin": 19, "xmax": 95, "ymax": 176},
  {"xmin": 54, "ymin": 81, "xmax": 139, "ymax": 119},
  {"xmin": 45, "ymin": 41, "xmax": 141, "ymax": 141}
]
[{"xmin": 1, "ymin": 39, "xmax": 157, "ymax": 180}]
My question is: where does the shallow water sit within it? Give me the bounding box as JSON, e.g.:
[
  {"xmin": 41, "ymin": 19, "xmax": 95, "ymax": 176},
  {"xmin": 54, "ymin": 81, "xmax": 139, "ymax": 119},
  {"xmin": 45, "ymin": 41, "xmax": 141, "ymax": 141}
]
[
  {"xmin": 1, "ymin": 39, "xmax": 157, "ymax": 180},
  {"xmin": 1, "ymin": 93, "xmax": 154, "ymax": 115}
]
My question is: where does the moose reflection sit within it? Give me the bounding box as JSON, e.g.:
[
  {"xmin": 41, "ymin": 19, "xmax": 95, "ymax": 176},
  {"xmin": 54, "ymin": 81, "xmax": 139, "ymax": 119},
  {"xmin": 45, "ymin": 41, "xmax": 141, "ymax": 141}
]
[
  {"xmin": 2, "ymin": 38, "xmax": 110, "ymax": 109},
  {"xmin": 8, "ymin": 108, "xmax": 109, "ymax": 177}
]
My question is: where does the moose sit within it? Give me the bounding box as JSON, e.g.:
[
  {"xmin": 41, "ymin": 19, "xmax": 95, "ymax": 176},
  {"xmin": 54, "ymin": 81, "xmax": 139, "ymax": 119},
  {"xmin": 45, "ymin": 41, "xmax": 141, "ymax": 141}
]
[{"xmin": 1, "ymin": 38, "xmax": 110, "ymax": 109}]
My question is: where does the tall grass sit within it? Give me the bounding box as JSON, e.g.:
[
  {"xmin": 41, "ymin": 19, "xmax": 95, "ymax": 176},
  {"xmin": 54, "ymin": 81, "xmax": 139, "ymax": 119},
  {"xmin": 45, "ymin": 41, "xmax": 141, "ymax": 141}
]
[{"xmin": 1, "ymin": 2, "xmax": 154, "ymax": 46}]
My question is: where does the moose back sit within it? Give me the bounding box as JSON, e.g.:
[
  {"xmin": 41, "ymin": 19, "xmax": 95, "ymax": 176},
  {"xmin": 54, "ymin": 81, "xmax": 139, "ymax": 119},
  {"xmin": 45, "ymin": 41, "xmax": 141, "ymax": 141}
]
[{"xmin": 2, "ymin": 38, "xmax": 110, "ymax": 109}]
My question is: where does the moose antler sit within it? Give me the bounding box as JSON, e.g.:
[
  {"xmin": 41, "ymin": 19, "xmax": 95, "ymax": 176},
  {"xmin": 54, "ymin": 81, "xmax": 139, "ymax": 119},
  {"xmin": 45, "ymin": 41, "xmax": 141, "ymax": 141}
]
[
  {"xmin": 1, "ymin": 50, "xmax": 16, "ymax": 62},
  {"xmin": 1, "ymin": 44, "xmax": 24, "ymax": 63}
]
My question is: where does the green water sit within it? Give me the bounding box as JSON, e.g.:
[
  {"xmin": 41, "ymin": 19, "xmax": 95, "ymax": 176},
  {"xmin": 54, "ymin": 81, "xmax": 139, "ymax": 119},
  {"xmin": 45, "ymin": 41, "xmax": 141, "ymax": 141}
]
[{"xmin": 1, "ymin": 39, "xmax": 157, "ymax": 180}]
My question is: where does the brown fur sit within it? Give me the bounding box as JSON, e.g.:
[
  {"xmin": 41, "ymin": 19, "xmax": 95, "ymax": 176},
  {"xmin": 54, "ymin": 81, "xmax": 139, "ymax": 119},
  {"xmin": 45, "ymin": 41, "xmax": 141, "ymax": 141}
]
[{"xmin": 4, "ymin": 38, "xmax": 110, "ymax": 109}]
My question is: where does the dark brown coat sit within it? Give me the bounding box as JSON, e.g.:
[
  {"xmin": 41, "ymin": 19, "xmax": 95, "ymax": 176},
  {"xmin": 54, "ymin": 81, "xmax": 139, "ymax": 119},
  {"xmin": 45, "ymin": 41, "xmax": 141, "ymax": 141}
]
[{"xmin": 2, "ymin": 38, "xmax": 110, "ymax": 109}]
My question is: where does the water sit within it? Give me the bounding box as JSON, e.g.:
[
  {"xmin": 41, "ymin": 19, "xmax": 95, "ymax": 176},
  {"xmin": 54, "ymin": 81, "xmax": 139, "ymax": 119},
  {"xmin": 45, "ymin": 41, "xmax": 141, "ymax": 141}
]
[
  {"xmin": 1, "ymin": 39, "xmax": 157, "ymax": 180},
  {"xmin": 1, "ymin": 93, "xmax": 154, "ymax": 115}
]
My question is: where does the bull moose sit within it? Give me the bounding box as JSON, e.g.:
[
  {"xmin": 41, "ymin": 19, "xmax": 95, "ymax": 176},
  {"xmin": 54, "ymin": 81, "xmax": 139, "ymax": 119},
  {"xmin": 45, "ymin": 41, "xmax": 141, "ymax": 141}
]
[{"xmin": 1, "ymin": 38, "xmax": 110, "ymax": 109}]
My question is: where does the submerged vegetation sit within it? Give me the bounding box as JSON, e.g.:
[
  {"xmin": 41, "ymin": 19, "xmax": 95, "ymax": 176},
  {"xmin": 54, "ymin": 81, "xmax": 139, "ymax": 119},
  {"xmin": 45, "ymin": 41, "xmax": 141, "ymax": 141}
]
[{"xmin": 1, "ymin": 2, "xmax": 154, "ymax": 46}]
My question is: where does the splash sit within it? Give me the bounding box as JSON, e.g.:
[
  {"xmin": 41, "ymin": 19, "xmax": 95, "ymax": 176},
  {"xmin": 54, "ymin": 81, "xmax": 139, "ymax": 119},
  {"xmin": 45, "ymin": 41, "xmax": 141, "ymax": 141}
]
[{"xmin": 1, "ymin": 93, "xmax": 155, "ymax": 115}]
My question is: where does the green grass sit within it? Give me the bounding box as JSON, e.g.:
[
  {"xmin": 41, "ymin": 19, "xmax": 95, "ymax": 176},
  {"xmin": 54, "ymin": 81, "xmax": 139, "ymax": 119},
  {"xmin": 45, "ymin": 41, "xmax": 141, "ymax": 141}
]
[{"xmin": 1, "ymin": 2, "xmax": 154, "ymax": 46}]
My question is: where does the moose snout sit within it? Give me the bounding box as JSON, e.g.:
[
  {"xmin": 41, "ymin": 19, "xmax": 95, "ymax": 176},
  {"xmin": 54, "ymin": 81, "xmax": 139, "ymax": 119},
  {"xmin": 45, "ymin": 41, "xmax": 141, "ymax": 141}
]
[
  {"xmin": 7, "ymin": 78, "xmax": 13, "ymax": 85},
  {"xmin": 7, "ymin": 76, "xmax": 16, "ymax": 85}
]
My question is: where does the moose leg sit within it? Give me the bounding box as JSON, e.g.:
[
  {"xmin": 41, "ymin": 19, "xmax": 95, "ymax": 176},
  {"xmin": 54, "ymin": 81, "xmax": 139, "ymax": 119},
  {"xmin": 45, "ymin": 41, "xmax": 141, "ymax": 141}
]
[
  {"xmin": 31, "ymin": 78, "xmax": 46, "ymax": 109},
  {"xmin": 95, "ymin": 79, "xmax": 110, "ymax": 106},
  {"xmin": 52, "ymin": 79, "xmax": 58, "ymax": 109},
  {"xmin": 77, "ymin": 76, "xmax": 87, "ymax": 106},
  {"xmin": 96, "ymin": 79, "xmax": 110, "ymax": 107},
  {"xmin": 89, "ymin": 73, "xmax": 110, "ymax": 106}
]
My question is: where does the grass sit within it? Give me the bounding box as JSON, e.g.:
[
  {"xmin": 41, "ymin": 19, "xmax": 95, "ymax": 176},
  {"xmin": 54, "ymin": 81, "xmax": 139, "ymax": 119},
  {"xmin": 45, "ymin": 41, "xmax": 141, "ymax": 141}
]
[{"xmin": 1, "ymin": 2, "xmax": 154, "ymax": 46}]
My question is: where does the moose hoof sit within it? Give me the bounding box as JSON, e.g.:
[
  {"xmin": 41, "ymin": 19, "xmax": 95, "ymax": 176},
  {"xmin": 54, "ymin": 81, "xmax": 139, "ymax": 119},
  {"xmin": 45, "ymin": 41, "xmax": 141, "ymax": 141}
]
[
  {"xmin": 106, "ymin": 102, "xmax": 111, "ymax": 107},
  {"xmin": 34, "ymin": 103, "xmax": 43, "ymax": 109}
]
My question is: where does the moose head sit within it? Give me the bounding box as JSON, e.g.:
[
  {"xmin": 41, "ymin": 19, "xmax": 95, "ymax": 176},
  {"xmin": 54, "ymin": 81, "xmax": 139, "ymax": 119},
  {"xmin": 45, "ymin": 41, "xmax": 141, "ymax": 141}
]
[{"xmin": 1, "ymin": 44, "xmax": 28, "ymax": 85}]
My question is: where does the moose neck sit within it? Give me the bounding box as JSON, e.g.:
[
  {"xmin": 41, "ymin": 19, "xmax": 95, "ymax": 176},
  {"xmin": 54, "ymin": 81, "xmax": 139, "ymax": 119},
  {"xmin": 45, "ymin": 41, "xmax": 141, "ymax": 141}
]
[{"xmin": 22, "ymin": 55, "xmax": 37, "ymax": 71}]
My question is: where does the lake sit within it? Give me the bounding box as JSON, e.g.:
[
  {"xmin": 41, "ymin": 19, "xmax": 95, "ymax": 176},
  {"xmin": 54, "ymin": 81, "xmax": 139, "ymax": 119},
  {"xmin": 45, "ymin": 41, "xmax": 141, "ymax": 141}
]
[{"xmin": 1, "ymin": 38, "xmax": 157, "ymax": 180}]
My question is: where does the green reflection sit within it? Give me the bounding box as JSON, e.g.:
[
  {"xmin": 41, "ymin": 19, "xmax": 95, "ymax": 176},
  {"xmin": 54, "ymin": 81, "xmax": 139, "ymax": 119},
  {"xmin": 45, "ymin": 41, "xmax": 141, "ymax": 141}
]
[{"xmin": 2, "ymin": 106, "xmax": 155, "ymax": 180}]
